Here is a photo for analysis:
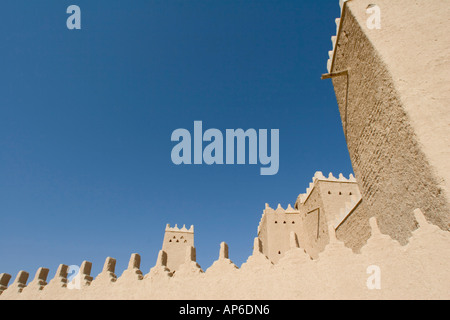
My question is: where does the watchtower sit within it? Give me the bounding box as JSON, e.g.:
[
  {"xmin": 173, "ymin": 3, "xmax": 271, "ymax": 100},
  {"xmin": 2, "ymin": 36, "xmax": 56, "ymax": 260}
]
[{"xmin": 162, "ymin": 224, "xmax": 194, "ymax": 272}]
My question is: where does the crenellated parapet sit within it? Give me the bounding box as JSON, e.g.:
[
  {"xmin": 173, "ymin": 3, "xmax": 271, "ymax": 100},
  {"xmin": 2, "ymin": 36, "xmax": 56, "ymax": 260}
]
[
  {"xmin": 262, "ymin": 203, "xmax": 298, "ymax": 215},
  {"xmin": 296, "ymin": 171, "xmax": 357, "ymax": 206},
  {"xmin": 257, "ymin": 203, "xmax": 300, "ymax": 235},
  {"xmin": 118, "ymin": 254, "xmax": 144, "ymax": 283},
  {"xmin": 326, "ymin": 0, "xmax": 350, "ymax": 73},
  {"xmin": 0, "ymin": 207, "xmax": 448, "ymax": 300},
  {"xmin": 0, "ymin": 274, "xmax": 12, "ymax": 295},
  {"xmin": 165, "ymin": 224, "xmax": 194, "ymax": 233},
  {"xmin": 26, "ymin": 268, "xmax": 49, "ymax": 292}
]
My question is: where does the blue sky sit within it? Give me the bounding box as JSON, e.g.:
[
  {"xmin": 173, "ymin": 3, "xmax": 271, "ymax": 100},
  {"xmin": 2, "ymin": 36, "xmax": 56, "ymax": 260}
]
[{"xmin": 0, "ymin": 0, "xmax": 353, "ymax": 278}]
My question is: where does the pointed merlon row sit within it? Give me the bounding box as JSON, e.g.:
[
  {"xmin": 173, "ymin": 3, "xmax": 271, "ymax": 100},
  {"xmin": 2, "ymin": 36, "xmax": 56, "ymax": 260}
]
[
  {"xmin": 297, "ymin": 171, "xmax": 357, "ymax": 204},
  {"xmin": 165, "ymin": 224, "xmax": 194, "ymax": 233},
  {"xmin": 327, "ymin": 0, "xmax": 351, "ymax": 73},
  {"xmin": 0, "ymin": 241, "xmax": 229, "ymax": 296},
  {"xmin": 264, "ymin": 203, "xmax": 299, "ymax": 214},
  {"xmin": 257, "ymin": 204, "xmax": 299, "ymax": 234}
]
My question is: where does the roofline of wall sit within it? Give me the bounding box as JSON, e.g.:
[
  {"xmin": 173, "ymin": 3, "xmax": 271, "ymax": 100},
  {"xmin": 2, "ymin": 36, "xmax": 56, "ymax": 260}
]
[
  {"xmin": 301, "ymin": 178, "xmax": 358, "ymax": 204},
  {"xmin": 325, "ymin": 0, "xmax": 354, "ymax": 75},
  {"xmin": 165, "ymin": 224, "xmax": 194, "ymax": 233},
  {"xmin": 296, "ymin": 172, "xmax": 357, "ymax": 206}
]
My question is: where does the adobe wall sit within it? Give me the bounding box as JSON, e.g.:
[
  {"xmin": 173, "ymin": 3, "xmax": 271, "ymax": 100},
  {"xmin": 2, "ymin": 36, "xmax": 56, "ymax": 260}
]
[
  {"xmin": 328, "ymin": 0, "xmax": 450, "ymax": 246},
  {"xmin": 335, "ymin": 201, "xmax": 371, "ymax": 252},
  {"xmin": 2, "ymin": 209, "xmax": 449, "ymax": 300},
  {"xmin": 298, "ymin": 182, "xmax": 326, "ymax": 259},
  {"xmin": 357, "ymin": 0, "xmax": 450, "ymax": 202},
  {"xmin": 317, "ymin": 179, "xmax": 363, "ymax": 251},
  {"xmin": 317, "ymin": 179, "xmax": 361, "ymax": 223},
  {"xmin": 257, "ymin": 212, "xmax": 269, "ymax": 258}
]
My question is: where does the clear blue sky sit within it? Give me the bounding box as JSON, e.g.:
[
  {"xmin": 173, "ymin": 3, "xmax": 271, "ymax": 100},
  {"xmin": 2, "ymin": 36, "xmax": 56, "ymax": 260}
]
[{"xmin": 0, "ymin": 0, "xmax": 353, "ymax": 278}]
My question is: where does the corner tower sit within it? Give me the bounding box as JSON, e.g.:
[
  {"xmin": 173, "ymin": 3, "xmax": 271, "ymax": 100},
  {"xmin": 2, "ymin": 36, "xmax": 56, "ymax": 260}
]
[
  {"xmin": 323, "ymin": 0, "xmax": 450, "ymax": 249},
  {"xmin": 258, "ymin": 172, "xmax": 361, "ymax": 261},
  {"xmin": 257, "ymin": 203, "xmax": 303, "ymax": 264}
]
